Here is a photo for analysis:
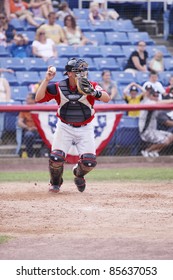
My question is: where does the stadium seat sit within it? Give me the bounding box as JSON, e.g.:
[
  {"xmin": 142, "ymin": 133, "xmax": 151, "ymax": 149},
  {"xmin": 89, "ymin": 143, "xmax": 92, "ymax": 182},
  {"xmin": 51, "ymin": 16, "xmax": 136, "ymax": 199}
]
[
  {"xmin": 88, "ymin": 71, "xmax": 102, "ymax": 82},
  {"xmin": 164, "ymin": 57, "xmax": 173, "ymax": 71},
  {"xmin": 39, "ymin": 71, "xmax": 64, "ymax": 81},
  {"xmin": 9, "ymin": 18, "xmax": 25, "ymax": 31},
  {"xmin": 0, "ymin": 72, "xmax": 19, "ymax": 86},
  {"xmin": 16, "ymin": 71, "xmax": 41, "ymax": 86},
  {"xmin": 84, "ymin": 32, "xmax": 106, "ymax": 45},
  {"xmin": 81, "ymin": 57, "xmax": 97, "ymax": 71},
  {"xmin": 11, "ymin": 86, "xmax": 29, "ymax": 103},
  {"xmin": 114, "ymin": 116, "xmax": 141, "ymax": 155},
  {"xmin": 146, "ymin": 45, "xmax": 172, "ymax": 58},
  {"xmin": 116, "ymin": 57, "xmax": 128, "ymax": 71},
  {"xmin": 73, "ymin": 8, "xmax": 89, "ymax": 19},
  {"xmin": 77, "ymin": 19, "xmax": 91, "ymax": 31},
  {"xmin": 111, "ymin": 19, "xmax": 138, "ymax": 32},
  {"xmin": 4, "ymin": 112, "xmax": 19, "ymax": 133},
  {"xmin": 89, "ymin": 20, "xmax": 113, "ymax": 32},
  {"xmin": 127, "ymin": 32, "xmax": 155, "ymax": 45},
  {"xmin": 135, "ymin": 72, "xmax": 150, "ymax": 85},
  {"xmin": 47, "ymin": 58, "xmax": 68, "ymax": 71},
  {"xmin": 23, "ymin": 57, "xmax": 47, "ymax": 71},
  {"xmin": 100, "ymin": 45, "xmax": 125, "ymax": 58},
  {"xmin": 78, "ymin": 45, "xmax": 102, "ymax": 58},
  {"xmin": 93, "ymin": 57, "xmax": 120, "ymax": 71},
  {"xmin": 158, "ymin": 71, "xmax": 173, "ymax": 87},
  {"xmin": 111, "ymin": 71, "xmax": 134, "ymax": 86},
  {"xmin": 0, "ymin": 57, "xmax": 26, "ymax": 71},
  {"xmin": 56, "ymin": 45, "xmax": 80, "ymax": 58},
  {"xmin": 121, "ymin": 45, "xmax": 136, "ymax": 58},
  {"xmin": 0, "ymin": 46, "xmax": 11, "ymax": 57},
  {"xmin": 105, "ymin": 32, "xmax": 131, "ymax": 45}
]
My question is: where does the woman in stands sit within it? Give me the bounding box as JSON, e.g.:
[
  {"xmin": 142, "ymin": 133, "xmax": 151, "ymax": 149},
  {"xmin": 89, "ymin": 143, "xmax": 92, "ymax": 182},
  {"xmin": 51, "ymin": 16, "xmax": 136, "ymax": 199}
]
[
  {"xmin": 0, "ymin": 13, "xmax": 16, "ymax": 45},
  {"xmin": 30, "ymin": 0, "xmax": 54, "ymax": 20},
  {"xmin": 148, "ymin": 51, "xmax": 164, "ymax": 73},
  {"xmin": 99, "ymin": 70, "xmax": 120, "ymax": 102},
  {"xmin": 32, "ymin": 28, "xmax": 58, "ymax": 61},
  {"xmin": 124, "ymin": 41, "xmax": 148, "ymax": 77},
  {"xmin": 0, "ymin": 75, "xmax": 11, "ymax": 143},
  {"xmin": 63, "ymin": 15, "xmax": 95, "ymax": 47}
]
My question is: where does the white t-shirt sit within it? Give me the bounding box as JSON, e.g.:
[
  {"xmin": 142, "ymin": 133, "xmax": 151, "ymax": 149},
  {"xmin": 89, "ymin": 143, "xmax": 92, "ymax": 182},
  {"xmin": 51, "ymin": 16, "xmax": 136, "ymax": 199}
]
[
  {"xmin": 142, "ymin": 81, "xmax": 165, "ymax": 100},
  {"xmin": 32, "ymin": 38, "xmax": 55, "ymax": 59}
]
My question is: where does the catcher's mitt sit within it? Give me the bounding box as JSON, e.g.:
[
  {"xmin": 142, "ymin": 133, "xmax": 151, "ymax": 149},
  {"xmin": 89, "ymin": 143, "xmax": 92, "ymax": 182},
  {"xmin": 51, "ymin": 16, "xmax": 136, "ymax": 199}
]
[{"xmin": 76, "ymin": 77, "xmax": 95, "ymax": 95}]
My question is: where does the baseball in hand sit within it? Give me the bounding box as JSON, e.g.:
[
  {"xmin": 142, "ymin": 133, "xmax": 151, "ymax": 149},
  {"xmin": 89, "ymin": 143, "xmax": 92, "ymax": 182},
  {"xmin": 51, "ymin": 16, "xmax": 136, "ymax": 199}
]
[{"xmin": 49, "ymin": 66, "xmax": 56, "ymax": 73}]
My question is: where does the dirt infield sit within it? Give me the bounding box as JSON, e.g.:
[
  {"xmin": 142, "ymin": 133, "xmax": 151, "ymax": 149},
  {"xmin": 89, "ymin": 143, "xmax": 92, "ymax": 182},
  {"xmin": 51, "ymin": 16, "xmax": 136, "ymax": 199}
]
[{"xmin": 0, "ymin": 158, "xmax": 173, "ymax": 260}]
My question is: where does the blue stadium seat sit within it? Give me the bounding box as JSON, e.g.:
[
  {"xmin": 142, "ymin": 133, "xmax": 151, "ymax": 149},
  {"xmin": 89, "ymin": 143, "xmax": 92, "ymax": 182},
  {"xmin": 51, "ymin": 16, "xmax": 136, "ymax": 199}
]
[
  {"xmin": 16, "ymin": 71, "xmax": 41, "ymax": 86},
  {"xmin": 0, "ymin": 72, "xmax": 19, "ymax": 86},
  {"xmin": 73, "ymin": 8, "xmax": 89, "ymax": 19},
  {"xmin": 114, "ymin": 116, "xmax": 141, "ymax": 155},
  {"xmin": 127, "ymin": 32, "xmax": 155, "ymax": 45},
  {"xmin": 0, "ymin": 57, "xmax": 26, "ymax": 71},
  {"xmin": 121, "ymin": 45, "xmax": 136, "ymax": 58},
  {"xmin": 78, "ymin": 45, "xmax": 102, "ymax": 58},
  {"xmin": 9, "ymin": 18, "xmax": 25, "ymax": 31},
  {"xmin": 158, "ymin": 71, "xmax": 173, "ymax": 87},
  {"xmin": 0, "ymin": 46, "xmax": 11, "ymax": 57},
  {"xmin": 164, "ymin": 57, "xmax": 173, "ymax": 71},
  {"xmin": 100, "ymin": 45, "xmax": 125, "ymax": 58},
  {"xmin": 77, "ymin": 19, "xmax": 91, "ymax": 31},
  {"xmin": 21, "ymin": 31, "xmax": 36, "ymax": 44},
  {"xmin": 82, "ymin": 57, "xmax": 97, "ymax": 71},
  {"xmin": 93, "ymin": 57, "xmax": 120, "ymax": 71},
  {"xmin": 47, "ymin": 58, "xmax": 68, "ymax": 71},
  {"xmin": 135, "ymin": 72, "xmax": 150, "ymax": 85},
  {"xmin": 111, "ymin": 71, "xmax": 134, "ymax": 86},
  {"xmin": 88, "ymin": 71, "xmax": 102, "ymax": 82},
  {"xmin": 56, "ymin": 45, "xmax": 80, "ymax": 58},
  {"xmin": 111, "ymin": 19, "xmax": 138, "ymax": 32},
  {"xmin": 89, "ymin": 20, "xmax": 113, "ymax": 32},
  {"xmin": 105, "ymin": 32, "xmax": 131, "ymax": 45},
  {"xmin": 39, "ymin": 71, "xmax": 64, "ymax": 81},
  {"xmin": 146, "ymin": 45, "xmax": 172, "ymax": 58},
  {"xmin": 84, "ymin": 32, "xmax": 106, "ymax": 45},
  {"xmin": 23, "ymin": 57, "xmax": 47, "ymax": 71},
  {"xmin": 4, "ymin": 112, "xmax": 19, "ymax": 133},
  {"xmin": 116, "ymin": 57, "xmax": 128, "ymax": 71},
  {"xmin": 11, "ymin": 86, "xmax": 29, "ymax": 103}
]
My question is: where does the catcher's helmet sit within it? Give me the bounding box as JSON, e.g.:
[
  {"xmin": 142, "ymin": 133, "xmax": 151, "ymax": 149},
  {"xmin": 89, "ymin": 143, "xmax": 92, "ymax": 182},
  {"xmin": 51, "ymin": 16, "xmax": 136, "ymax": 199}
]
[{"xmin": 64, "ymin": 58, "xmax": 88, "ymax": 75}]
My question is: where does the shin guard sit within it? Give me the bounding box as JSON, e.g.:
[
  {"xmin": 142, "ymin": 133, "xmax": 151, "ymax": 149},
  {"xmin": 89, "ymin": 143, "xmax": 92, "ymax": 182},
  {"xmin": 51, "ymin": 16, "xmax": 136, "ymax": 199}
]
[
  {"xmin": 49, "ymin": 150, "xmax": 65, "ymax": 186},
  {"xmin": 74, "ymin": 153, "xmax": 97, "ymax": 177}
]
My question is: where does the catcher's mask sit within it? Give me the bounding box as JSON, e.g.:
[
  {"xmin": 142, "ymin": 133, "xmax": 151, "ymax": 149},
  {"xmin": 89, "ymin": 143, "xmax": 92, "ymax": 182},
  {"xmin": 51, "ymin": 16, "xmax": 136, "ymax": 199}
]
[{"xmin": 64, "ymin": 58, "xmax": 88, "ymax": 76}]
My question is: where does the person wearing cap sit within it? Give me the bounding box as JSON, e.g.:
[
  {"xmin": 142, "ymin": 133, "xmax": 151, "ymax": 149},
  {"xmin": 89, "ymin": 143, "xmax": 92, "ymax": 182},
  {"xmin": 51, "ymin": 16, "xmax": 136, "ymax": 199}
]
[
  {"xmin": 142, "ymin": 71, "xmax": 166, "ymax": 100},
  {"xmin": 139, "ymin": 88, "xmax": 173, "ymax": 158},
  {"xmin": 35, "ymin": 58, "xmax": 110, "ymax": 193},
  {"xmin": 123, "ymin": 82, "xmax": 145, "ymax": 117}
]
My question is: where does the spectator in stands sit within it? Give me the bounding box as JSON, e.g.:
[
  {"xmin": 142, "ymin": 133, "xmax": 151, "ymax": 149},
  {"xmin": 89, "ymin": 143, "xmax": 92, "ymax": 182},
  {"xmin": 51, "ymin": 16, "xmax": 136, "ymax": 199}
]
[
  {"xmin": 56, "ymin": 1, "xmax": 74, "ymax": 21},
  {"xmin": 32, "ymin": 28, "xmax": 58, "ymax": 61},
  {"xmin": 0, "ymin": 13, "xmax": 16, "ymax": 44},
  {"xmin": 39, "ymin": 11, "xmax": 67, "ymax": 45},
  {"xmin": 142, "ymin": 71, "xmax": 166, "ymax": 100},
  {"xmin": 0, "ymin": 29, "xmax": 7, "ymax": 47},
  {"xmin": 139, "ymin": 88, "xmax": 173, "ymax": 158},
  {"xmin": 10, "ymin": 33, "xmax": 29, "ymax": 57},
  {"xmin": 165, "ymin": 75, "xmax": 173, "ymax": 94},
  {"xmin": 0, "ymin": 0, "xmax": 10, "ymax": 20},
  {"xmin": 157, "ymin": 110, "xmax": 173, "ymax": 133},
  {"xmin": 0, "ymin": 75, "xmax": 11, "ymax": 143},
  {"xmin": 88, "ymin": 2, "xmax": 105, "ymax": 24},
  {"xmin": 18, "ymin": 93, "xmax": 40, "ymax": 157},
  {"xmin": 99, "ymin": 70, "xmax": 120, "ymax": 102},
  {"xmin": 63, "ymin": 15, "xmax": 96, "ymax": 47},
  {"xmin": 148, "ymin": 51, "xmax": 164, "ymax": 73},
  {"xmin": 123, "ymin": 82, "xmax": 145, "ymax": 117},
  {"xmin": 30, "ymin": 0, "xmax": 53, "ymax": 20},
  {"xmin": 9, "ymin": 0, "xmax": 45, "ymax": 28},
  {"xmin": 124, "ymin": 41, "xmax": 148, "ymax": 77}
]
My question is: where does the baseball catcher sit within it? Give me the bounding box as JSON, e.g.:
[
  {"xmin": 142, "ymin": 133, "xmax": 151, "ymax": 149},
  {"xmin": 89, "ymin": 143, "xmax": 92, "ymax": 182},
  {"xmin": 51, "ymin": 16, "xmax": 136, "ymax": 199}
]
[{"xmin": 35, "ymin": 58, "xmax": 110, "ymax": 193}]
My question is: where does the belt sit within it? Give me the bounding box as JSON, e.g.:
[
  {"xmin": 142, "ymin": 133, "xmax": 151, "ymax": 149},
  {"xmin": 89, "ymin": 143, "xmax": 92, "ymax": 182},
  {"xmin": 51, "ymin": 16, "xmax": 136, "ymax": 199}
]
[{"xmin": 61, "ymin": 121, "xmax": 87, "ymax": 128}]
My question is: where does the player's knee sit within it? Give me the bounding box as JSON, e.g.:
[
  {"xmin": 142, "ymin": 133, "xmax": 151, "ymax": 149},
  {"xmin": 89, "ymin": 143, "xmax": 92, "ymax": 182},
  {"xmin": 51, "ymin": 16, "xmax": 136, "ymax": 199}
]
[
  {"xmin": 80, "ymin": 153, "xmax": 97, "ymax": 171},
  {"xmin": 49, "ymin": 149, "xmax": 65, "ymax": 167}
]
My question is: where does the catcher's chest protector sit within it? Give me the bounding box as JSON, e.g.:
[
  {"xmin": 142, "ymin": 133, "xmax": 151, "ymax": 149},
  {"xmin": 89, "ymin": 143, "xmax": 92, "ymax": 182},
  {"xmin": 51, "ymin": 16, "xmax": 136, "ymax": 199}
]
[{"xmin": 58, "ymin": 79, "xmax": 92, "ymax": 123}]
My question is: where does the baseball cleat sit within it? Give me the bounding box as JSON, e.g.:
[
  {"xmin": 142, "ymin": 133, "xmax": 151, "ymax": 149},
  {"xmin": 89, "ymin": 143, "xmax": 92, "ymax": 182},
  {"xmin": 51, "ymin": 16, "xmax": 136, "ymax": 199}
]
[
  {"xmin": 49, "ymin": 185, "xmax": 61, "ymax": 193},
  {"xmin": 74, "ymin": 176, "xmax": 86, "ymax": 192}
]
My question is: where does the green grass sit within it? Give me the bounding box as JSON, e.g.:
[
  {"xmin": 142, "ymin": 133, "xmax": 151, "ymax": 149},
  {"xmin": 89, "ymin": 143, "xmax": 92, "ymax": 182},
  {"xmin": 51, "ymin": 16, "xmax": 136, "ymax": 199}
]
[
  {"xmin": 0, "ymin": 168, "xmax": 173, "ymax": 182},
  {"xmin": 0, "ymin": 236, "xmax": 12, "ymax": 244}
]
